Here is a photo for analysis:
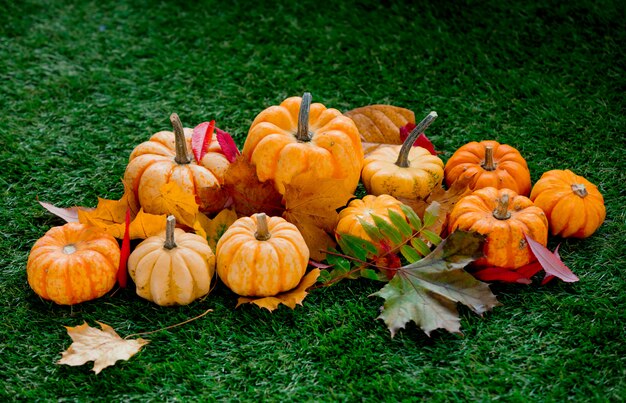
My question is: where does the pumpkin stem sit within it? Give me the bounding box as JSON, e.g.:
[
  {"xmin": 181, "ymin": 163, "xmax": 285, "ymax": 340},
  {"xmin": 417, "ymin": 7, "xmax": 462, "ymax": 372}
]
[
  {"xmin": 62, "ymin": 244, "xmax": 77, "ymax": 254},
  {"xmin": 481, "ymin": 146, "xmax": 497, "ymax": 171},
  {"xmin": 164, "ymin": 215, "xmax": 177, "ymax": 250},
  {"xmin": 254, "ymin": 213, "xmax": 271, "ymax": 241},
  {"xmin": 395, "ymin": 111, "xmax": 438, "ymax": 168},
  {"xmin": 296, "ymin": 92, "xmax": 313, "ymax": 142},
  {"xmin": 493, "ymin": 193, "xmax": 512, "ymax": 220},
  {"xmin": 572, "ymin": 183, "xmax": 588, "ymax": 197},
  {"xmin": 170, "ymin": 113, "xmax": 191, "ymax": 165}
]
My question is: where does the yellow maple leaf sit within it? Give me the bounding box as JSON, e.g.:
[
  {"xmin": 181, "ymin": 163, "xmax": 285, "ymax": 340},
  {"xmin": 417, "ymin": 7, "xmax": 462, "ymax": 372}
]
[
  {"xmin": 236, "ymin": 269, "xmax": 320, "ymax": 312},
  {"xmin": 129, "ymin": 209, "xmax": 167, "ymax": 239},
  {"xmin": 192, "ymin": 208, "xmax": 238, "ymax": 250},
  {"xmin": 57, "ymin": 321, "xmax": 149, "ymax": 374},
  {"xmin": 153, "ymin": 182, "xmax": 200, "ymax": 228}
]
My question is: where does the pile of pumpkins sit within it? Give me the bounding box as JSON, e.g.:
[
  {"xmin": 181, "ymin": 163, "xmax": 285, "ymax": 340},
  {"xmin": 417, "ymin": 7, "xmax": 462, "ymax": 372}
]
[{"xmin": 26, "ymin": 93, "xmax": 606, "ymax": 306}]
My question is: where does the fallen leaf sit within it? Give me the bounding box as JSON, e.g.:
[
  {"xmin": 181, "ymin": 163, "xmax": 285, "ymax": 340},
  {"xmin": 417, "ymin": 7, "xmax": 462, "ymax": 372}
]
[
  {"xmin": 128, "ymin": 209, "xmax": 167, "ymax": 239},
  {"xmin": 237, "ymin": 269, "xmax": 320, "ymax": 311},
  {"xmin": 344, "ymin": 105, "xmax": 415, "ymax": 154},
  {"xmin": 79, "ymin": 207, "xmax": 166, "ymax": 239},
  {"xmin": 192, "ymin": 120, "xmax": 215, "ymax": 163},
  {"xmin": 216, "ymin": 128, "xmax": 240, "ymax": 163},
  {"xmin": 372, "ymin": 230, "xmax": 500, "ymax": 337},
  {"xmin": 399, "ymin": 122, "xmax": 437, "ymax": 155},
  {"xmin": 206, "ymin": 208, "xmax": 238, "ymax": 250},
  {"xmin": 472, "ymin": 266, "xmax": 533, "ymax": 285},
  {"xmin": 38, "ymin": 200, "xmax": 83, "ymax": 223},
  {"xmin": 153, "ymin": 182, "xmax": 200, "ymax": 228},
  {"xmin": 525, "ymin": 235, "xmax": 579, "ymax": 283},
  {"xmin": 57, "ymin": 321, "xmax": 148, "ymax": 374},
  {"xmin": 223, "ymin": 156, "xmax": 284, "ymax": 217},
  {"xmin": 117, "ymin": 209, "xmax": 131, "ymax": 288}
]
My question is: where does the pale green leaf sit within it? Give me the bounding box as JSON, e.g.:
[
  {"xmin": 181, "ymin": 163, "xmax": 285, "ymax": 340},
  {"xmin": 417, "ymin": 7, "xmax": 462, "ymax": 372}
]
[
  {"xmin": 400, "ymin": 245, "xmax": 422, "ymax": 263},
  {"xmin": 400, "ymin": 204, "xmax": 422, "ymax": 231},
  {"xmin": 371, "ymin": 215, "xmax": 403, "ymax": 245},
  {"xmin": 388, "ymin": 209, "xmax": 412, "ymax": 238}
]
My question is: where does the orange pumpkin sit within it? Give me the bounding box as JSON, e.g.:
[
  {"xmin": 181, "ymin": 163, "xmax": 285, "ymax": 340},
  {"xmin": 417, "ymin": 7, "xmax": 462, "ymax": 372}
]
[
  {"xmin": 361, "ymin": 112, "xmax": 444, "ymax": 199},
  {"xmin": 128, "ymin": 216, "xmax": 215, "ymax": 306},
  {"xmin": 335, "ymin": 194, "xmax": 407, "ymax": 247},
  {"xmin": 216, "ymin": 213, "xmax": 309, "ymax": 297},
  {"xmin": 444, "ymin": 140, "xmax": 531, "ymax": 195},
  {"xmin": 242, "ymin": 93, "xmax": 364, "ymax": 195},
  {"xmin": 530, "ymin": 169, "xmax": 605, "ymax": 238},
  {"xmin": 124, "ymin": 113, "xmax": 229, "ymax": 215},
  {"xmin": 448, "ymin": 187, "xmax": 548, "ymax": 269},
  {"xmin": 26, "ymin": 223, "xmax": 120, "ymax": 305}
]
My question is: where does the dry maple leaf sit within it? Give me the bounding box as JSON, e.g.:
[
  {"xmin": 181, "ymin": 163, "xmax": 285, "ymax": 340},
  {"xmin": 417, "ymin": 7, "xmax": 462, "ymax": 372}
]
[
  {"xmin": 237, "ymin": 269, "xmax": 320, "ymax": 312},
  {"xmin": 223, "ymin": 156, "xmax": 284, "ymax": 217},
  {"xmin": 57, "ymin": 321, "xmax": 149, "ymax": 374},
  {"xmin": 344, "ymin": 105, "xmax": 415, "ymax": 155},
  {"xmin": 153, "ymin": 182, "xmax": 200, "ymax": 228},
  {"xmin": 79, "ymin": 207, "xmax": 166, "ymax": 239},
  {"xmin": 193, "ymin": 208, "xmax": 238, "ymax": 250}
]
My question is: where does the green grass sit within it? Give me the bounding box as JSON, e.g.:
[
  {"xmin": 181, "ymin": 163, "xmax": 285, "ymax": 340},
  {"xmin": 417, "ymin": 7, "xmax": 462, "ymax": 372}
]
[{"xmin": 1, "ymin": 0, "xmax": 625, "ymax": 400}]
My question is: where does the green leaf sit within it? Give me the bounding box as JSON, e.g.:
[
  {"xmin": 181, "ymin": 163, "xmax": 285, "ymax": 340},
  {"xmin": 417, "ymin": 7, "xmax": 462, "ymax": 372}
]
[
  {"xmin": 371, "ymin": 215, "xmax": 403, "ymax": 245},
  {"xmin": 400, "ymin": 245, "xmax": 422, "ymax": 263},
  {"xmin": 357, "ymin": 217, "xmax": 384, "ymax": 242},
  {"xmin": 400, "ymin": 204, "xmax": 422, "ymax": 231},
  {"xmin": 338, "ymin": 234, "xmax": 377, "ymax": 261},
  {"xmin": 360, "ymin": 268, "xmax": 388, "ymax": 282},
  {"xmin": 318, "ymin": 270, "xmax": 332, "ymax": 283},
  {"xmin": 371, "ymin": 230, "xmax": 499, "ymax": 337},
  {"xmin": 421, "ymin": 229, "xmax": 442, "ymax": 246},
  {"xmin": 411, "ymin": 238, "xmax": 432, "ymax": 257},
  {"xmin": 423, "ymin": 201, "xmax": 440, "ymax": 228},
  {"xmin": 388, "ymin": 209, "xmax": 412, "ymax": 238}
]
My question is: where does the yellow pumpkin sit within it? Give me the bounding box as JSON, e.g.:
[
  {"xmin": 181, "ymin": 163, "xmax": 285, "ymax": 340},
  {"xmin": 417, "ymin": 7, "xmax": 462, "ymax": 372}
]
[
  {"xmin": 128, "ymin": 216, "xmax": 216, "ymax": 306},
  {"xmin": 530, "ymin": 169, "xmax": 605, "ymax": 238},
  {"xmin": 216, "ymin": 213, "xmax": 309, "ymax": 297},
  {"xmin": 124, "ymin": 113, "xmax": 230, "ymax": 215},
  {"xmin": 27, "ymin": 223, "xmax": 120, "ymax": 305},
  {"xmin": 335, "ymin": 194, "xmax": 407, "ymax": 247},
  {"xmin": 361, "ymin": 112, "xmax": 444, "ymax": 199},
  {"xmin": 448, "ymin": 187, "xmax": 548, "ymax": 269},
  {"xmin": 242, "ymin": 93, "xmax": 364, "ymax": 195}
]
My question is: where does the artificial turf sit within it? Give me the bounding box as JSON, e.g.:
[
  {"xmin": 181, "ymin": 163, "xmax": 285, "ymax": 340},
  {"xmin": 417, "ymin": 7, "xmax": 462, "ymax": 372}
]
[{"xmin": 1, "ymin": 0, "xmax": 625, "ymax": 401}]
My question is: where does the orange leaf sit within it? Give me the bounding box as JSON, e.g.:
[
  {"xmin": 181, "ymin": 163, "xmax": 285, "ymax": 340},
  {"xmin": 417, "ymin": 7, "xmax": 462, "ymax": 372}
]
[
  {"xmin": 236, "ymin": 269, "xmax": 320, "ymax": 312},
  {"xmin": 344, "ymin": 105, "xmax": 415, "ymax": 155},
  {"xmin": 154, "ymin": 182, "xmax": 200, "ymax": 228},
  {"xmin": 223, "ymin": 156, "xmax": 284, "ymax": 217},
  {"xmin": 128, "ymin": 209, "xmax": 167, "ymax": 239},
  {"xmin": 193, "ymin": 208, "xmax": 238, "ymax": 250}
]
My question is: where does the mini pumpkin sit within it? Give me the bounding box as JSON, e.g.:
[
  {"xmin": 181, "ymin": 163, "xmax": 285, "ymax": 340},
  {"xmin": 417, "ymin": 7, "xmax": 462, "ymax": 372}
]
[
  {"xmin": 448, "ymin": 187, "xmax": 548, "ymax": 269},
  {"xmin": 128, "ymin": 216, "xmax": 216, "ymax": 306},
  {"xmin": 361, "ymin": 112, "xmax": 444, "ymax": 199},
  {"xmin": 335, "ymin": 194, "xmax": 407, "ymax": 247},
  {"xmin": 27, "ymin": 223, "xmax": 120, "ymax": 305},
  {"xmin": 444, "ymin": 140, "xmax": 531, "ymax": 195},
  {"xmin": 530, "ymin": 169, "xmax": 606, "ymax": 238},
  {"xmin": 124, "ymin": 113, "xmax": 230, "ymax": 215},
  {"xmin": 242, "ymin": 93, "xmax": 364, "ymax": 195},
  {"xmin": 216, "ymin": 213, "xmax": 309, "ymax": 297}
]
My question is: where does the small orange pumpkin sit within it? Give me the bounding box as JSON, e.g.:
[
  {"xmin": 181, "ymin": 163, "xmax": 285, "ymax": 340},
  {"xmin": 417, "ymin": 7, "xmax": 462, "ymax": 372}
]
[
  {"xmin": 444, "ymin": 140, "xmax": 531, "ymax": 195},
  {"xmin": 242, "ymin": 93, "xmax": 364, "ymax": 195},
  {"xmin": 448, "ymin": 187, "xmax": 548, "ymax": 269},
  {"xmin": 361, "ymin": 112, "xmax": 444, "ymax": 199},
  {"xmin": 530, "ymin": 169, "xmax": 606, "ymax": 238},
  {"xmin": 128, "ymin": 216, "xmax": 215, "ymax": 306},
  {"xmin": 124, "ymin": 113, "xmax": 230, "ymax": 215},
  {"xmin": 27, "ymin": 223, "xmax": 120, "ymax": 305},
  {"xmin": 216, "ymin": 213, "xmax": 309, "ymax": 297},
  {"xmin": 335, "ymin": 194, "xmax": 407, "ymax": 247}
]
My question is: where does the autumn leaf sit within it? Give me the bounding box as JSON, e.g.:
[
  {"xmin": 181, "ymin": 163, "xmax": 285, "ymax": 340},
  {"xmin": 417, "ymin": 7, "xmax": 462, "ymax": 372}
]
[
  {"xmin": 153, "ymin": 182, "xmax": 200, "ymax": 228},
  {"xmin": 344, "ymin": 105, "xmax": 415, "ymax": 155},
  {"xmin": 283, "ymin": 175, "xmax": 354, "ymax": 261},
  {"xmin": 399, "ymin": 122, "xmax": 437, "ymax": 155},
  {"xmin": 216, "ymin": 128, "xmax": 240, "ymax": 163},
  {"xmin": 57, "ymin": 321, "xmax": 148, "ymax": 374},
  {"xmin": 223, "ymin": 156, "xmax": 284, "ymax": 217},
  {"xmin": 192, "ymin": 120, "xmax": 215, "ymax": 163},
  {"xmin": 372, "ymin": 230, "xmax": 500, "ymax": 337},
  {"xmin": 193, "ymin": 208, "xmax": 238, "ymax": 250},
  {"xmin": 38, "ymin": 200, "xmax": 83, "ymax": 222},
  {"xmin": 471, "ymin": 266, "xmax": 533, "ymax": 285},
  {"xmin": 525, "ymin": 235, "xmax": 579, "ymax": 283},
  {"xmin": 237, "ymin": 269, "xmax": 320, "ymax": 312},
  {"xmin": 79, "ymin": 207, "xmax": 166, "ymax": 239}
]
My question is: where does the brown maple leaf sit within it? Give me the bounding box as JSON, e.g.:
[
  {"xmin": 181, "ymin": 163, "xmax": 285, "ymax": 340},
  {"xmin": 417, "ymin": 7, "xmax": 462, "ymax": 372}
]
[
  {"xmin": 344, "ymin": 105, "xmax": 415, "ymax": 155},
  {"xmin": 57, "ymin": 321, "xmax": 149, "ymax": 374},
  {"xmin": 237, "ymin": 269, "xmax": 320, "ymax": 312}
]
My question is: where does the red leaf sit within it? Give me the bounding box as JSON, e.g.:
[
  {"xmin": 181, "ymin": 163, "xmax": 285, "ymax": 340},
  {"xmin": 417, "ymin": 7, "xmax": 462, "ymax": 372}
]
[
  {"xmin": 192, "ymin": 120, "xmax": 215, "ymax": 163},
  {"xmin": 473, "ymin": 266, "xmax": 532, "ymax": 284},
  {"xmin": 216, "ymin": 128, "xmax": 240, "ymax": 163},
  {"xmin": 117, "ymin": 209, "xmax": 131, "ymax": 288},
  {"xmin": 515, "ymin": 261, "xmax": 544, "ymax": 279},
  {"xmin": 525, "ymin": 234, "xmax": 579, "ymax": 283},
  {"xmin": 399, "ymin": 123, "xmax": 437, "ymax": 155},
  {"xmin": 38, "ymin": 200, "xmax": 83, "ymax": 222}
]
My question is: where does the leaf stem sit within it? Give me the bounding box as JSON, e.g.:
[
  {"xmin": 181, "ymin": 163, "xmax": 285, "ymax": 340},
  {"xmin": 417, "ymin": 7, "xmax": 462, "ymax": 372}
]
[
  {"xmin": 124, "ymin": 308, "xmax": 213, "ymax": 339},
  {"xmin": 296, "ymin": 92, "xmax": 313, "ymax": 142},
  {"xmin": 395, "ymin": 111, "xmax": 438, "ymax": 167},
  {"xmin": 170, "ymin": 113, "xmax": 191, "ymax": 165}
]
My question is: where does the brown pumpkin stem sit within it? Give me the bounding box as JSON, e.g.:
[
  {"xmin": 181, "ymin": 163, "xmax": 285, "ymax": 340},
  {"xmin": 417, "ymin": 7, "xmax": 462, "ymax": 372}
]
[
  {"xmin": 170, "ymin": 113, "xmax": 191, "ymax": 165},
  {"xmin": 296, "ymin": 92, "xmax": 313, "ymax": 142},
  {"xmin": 164, "ymin": 215, "xmax": 177, "ymax": 250},
  {"xmin": 395, "ymin": 111, "xmax": 438, "ymax": 168},
  {"xmin": 254, "ymin": 213, "xmax": 271, "ymax": 241},
  {"xmin": 482, "ymin": 146, "xmax": 497, "ymax": 171},
  {"xmin": 572, "ymin": 183, "xmax": 588, "ymax": 197},
  {"xmin": 493, "ymin": 193, "xmax": 512, "ymax": 220}
]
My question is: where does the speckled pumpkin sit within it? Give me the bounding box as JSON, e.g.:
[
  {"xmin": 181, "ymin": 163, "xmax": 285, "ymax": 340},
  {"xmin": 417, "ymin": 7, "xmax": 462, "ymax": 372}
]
[{"xmin": 27, "ymin": 223, "xmax": 120, "ymax": 305}]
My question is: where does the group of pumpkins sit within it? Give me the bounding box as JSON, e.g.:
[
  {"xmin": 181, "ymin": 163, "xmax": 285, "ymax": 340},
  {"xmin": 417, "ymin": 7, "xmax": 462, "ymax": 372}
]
[{"xmin": 26, "ymin": 93, "xmax": 606, "ymax": 307}]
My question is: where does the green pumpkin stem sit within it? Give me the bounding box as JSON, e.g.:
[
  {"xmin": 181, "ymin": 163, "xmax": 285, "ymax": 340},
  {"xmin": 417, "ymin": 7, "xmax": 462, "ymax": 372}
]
[
  {"xmin": 481, "ymin": 146, "xmax": 496, "ymax": 171},
  {"xmin": 254, "ymin": 213, "xmax": 271, "ymax": 241},
  {"xmin": 572, "ymin": 183, "xmax": 588, "ymax": 197},
  {"xmin": 493, "ymin": 194, "xmax": 512, "ymax": 220},
  {"xmin": 395, "ymin": 111, "xmax": 438, "ymax": 168},
  {"xmin": 164, "ymin": 215, "xmax": 177, "ymax": 250},
  {"xmin": 170, "ymin": 113, "xmax": 191, "ymax": 165},
  {"xmin": 296, "ymin": 92, "xmax": 313, "ymax": 142}
]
